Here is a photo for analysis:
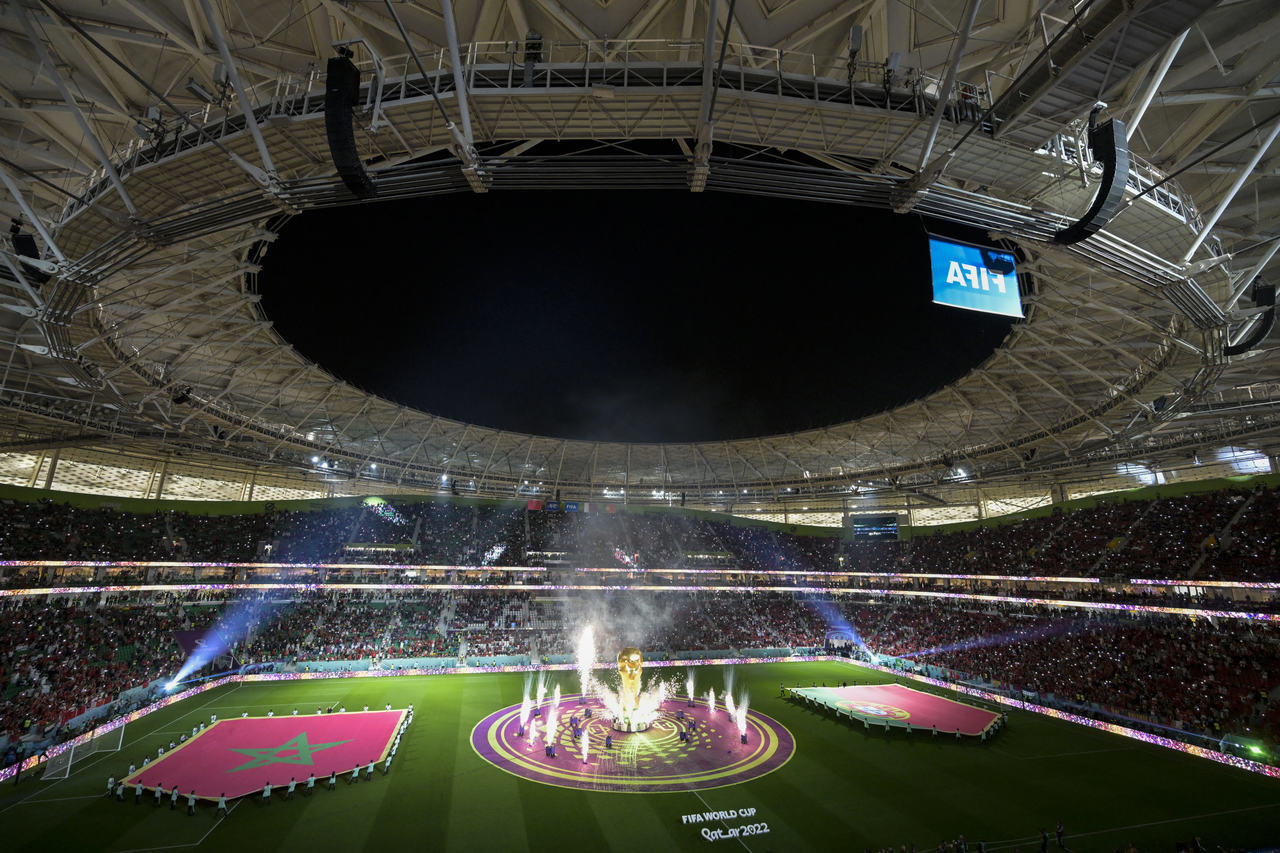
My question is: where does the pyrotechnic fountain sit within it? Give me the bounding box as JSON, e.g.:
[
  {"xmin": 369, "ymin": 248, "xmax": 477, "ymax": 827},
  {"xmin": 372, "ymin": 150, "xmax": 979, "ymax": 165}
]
[
  {"xmin": 572, "ymin": 627, "xmax": 672, "ymax": 733},
  {"xmin": 546, "ymin": 708, "xmax": 559, "ymax": 756},
  {"xmin": 535, "ymin": 674, "xmax": 548, "ymax": 716},
  {"xmin": 518, "ymin": 695, "xmax": 532, "ymax": 737},
  {"xmin": 735, "ymin": 694, "xmax": 750, "ymax": 744},
  {"xmin": 577, "ymin": 626, "xmax": 595, "ymax": 704},
  {"xmin": 472, "ymin": 625, "xmax": 795, "ymax": 792}
]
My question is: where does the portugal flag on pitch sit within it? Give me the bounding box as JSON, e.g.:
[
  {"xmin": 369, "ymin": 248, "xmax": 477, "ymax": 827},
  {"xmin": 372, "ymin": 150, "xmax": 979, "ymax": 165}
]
[{"xmin": 123, "ymin": 710, "xmax": 405, "ymax": 799}]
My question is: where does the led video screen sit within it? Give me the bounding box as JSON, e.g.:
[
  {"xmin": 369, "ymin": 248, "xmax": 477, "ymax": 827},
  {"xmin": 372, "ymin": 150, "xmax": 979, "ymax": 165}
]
[{"xmin": 929, "ymin": 237, "xmax": 1023, "ymax": 318}]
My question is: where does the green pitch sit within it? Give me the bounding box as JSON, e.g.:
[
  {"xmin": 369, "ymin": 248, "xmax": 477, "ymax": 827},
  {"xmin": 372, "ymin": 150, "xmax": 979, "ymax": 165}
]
[{"xmin": 0, "ymin": 662, "xmax": 1276, "ymax": 852}]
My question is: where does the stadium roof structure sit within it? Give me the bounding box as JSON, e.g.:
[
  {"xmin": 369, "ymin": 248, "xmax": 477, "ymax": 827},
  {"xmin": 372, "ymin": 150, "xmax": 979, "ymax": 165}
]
[{"xmin": 2, "ymin": 0, "xmax": 1280, "ymax": 516}]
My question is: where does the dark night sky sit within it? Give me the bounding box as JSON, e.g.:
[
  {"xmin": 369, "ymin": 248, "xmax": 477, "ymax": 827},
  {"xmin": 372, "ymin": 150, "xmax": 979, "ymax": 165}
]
[{"xmin": 259, "ymin": 191, "xmax": 1015, "ymax": 443}]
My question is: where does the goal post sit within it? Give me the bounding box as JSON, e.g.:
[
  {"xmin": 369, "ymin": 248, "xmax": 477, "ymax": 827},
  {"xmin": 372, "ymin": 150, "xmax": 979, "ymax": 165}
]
[
  {"xmin": 38, "ymin": 722, "xmax": 125, "ymax": 780},
  {"xmin": 40, "ymin": 744, "xmax": 74, "ymax": 780},
  {"xmin": 87, "ymin": 722, "xmax": 125, "ymax": 756}
]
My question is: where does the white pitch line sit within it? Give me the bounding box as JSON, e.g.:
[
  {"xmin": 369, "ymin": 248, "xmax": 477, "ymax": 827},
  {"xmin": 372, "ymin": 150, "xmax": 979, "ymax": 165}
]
[
  {"xmin": 0, "ymin": 685, "xmax": 242, "ymax": 818},
  {"xmin": 691, "ymin": 789, "xmax": 753, "ymax": 853},
  {"xmin": 113, "ymin": 800, "xmax": 242, "ymax": 853},
  {"xmin": 193, "ymin": 700, "xmax": 349, "ymax": 712},
  {"xmin": 985, "ymin": 801, "xmax": 1280, "ymax": 850}
]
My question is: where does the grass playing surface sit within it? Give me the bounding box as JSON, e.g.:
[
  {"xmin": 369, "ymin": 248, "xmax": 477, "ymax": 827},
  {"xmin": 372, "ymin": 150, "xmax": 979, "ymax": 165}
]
[{"xmin": 0, "ymin": 661, "xmax": 1276, "ymax": 852}]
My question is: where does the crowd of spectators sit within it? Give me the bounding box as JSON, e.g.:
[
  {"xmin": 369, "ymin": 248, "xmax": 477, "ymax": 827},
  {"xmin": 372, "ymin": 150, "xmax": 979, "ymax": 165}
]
[
  {"xmin": 1100, "ymin": 492, "xmax": 1245, "ymax": 576},
  {"xmin": 1199, "ymin": 487, "xmax": 1280, "ymax": 580},
  {"xmin": 3, "ymin": 485, "xmax": 1280, "ymax": 585},
  {"xmin": 1, "ymin": 587, "xmax": 1277, "ymax": 766},
  {"xmin": 3, "ymin": 485, "xmax": 1280, "ymax": 765},
  {"xmin": 900, "ymin": 486, "xmax": 1278, "ymax": 581},
  {"xmin": 831, "ymin": 599, "xmax": 1279, "ymax": 747},
  {"xmin": 0, "ymin": 596, "xmax": 185, "ymax": 751}
]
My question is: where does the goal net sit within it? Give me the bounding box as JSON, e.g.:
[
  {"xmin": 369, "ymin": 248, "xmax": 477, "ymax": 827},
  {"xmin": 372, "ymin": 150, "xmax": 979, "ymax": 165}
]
[
  {"xmin": 39, "ymin": 722, "xmax": 125, "ymax": 781},
  {"xmin": 86, "ymin": 723, "xmax": 125, "ymax": 756},
  {"xmin": 40, "ymin": 745, "xmax": 75, "ymax": 780}
]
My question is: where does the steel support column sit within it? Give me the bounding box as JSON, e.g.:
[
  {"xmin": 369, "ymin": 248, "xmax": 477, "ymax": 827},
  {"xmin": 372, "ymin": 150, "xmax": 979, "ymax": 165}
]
[
  {"xmin": 916, "ymin": 0, "xmax": 984, "ymax": 172},
  {"xmin": 15, "ymin": 4, "xmax": 138, "ymax": 216},
  {"xmin": 197, "ymin": 0, "xmax": 277, "ymax": 177},
  {"xmin": 0, "ymin": 164, "xmax": 65, "ymax": 264},
  {"xmin": 1226, "ymin": 237, "xmax": 1280, "ymax": 312},
  {"xmin": 1127, "ymin": 30, "xmax": 1188, "ymax": 142},
  {"xmin": 692, "ymin": 0, "xmax": 720, "ymax": 191},
  {"xmin": 441, "ymin": 0, "xmax": 474, "ymax": 147},
  {"xmin": 1183, "ymin": 117, "xmax": 1280, "ymax": 263}
]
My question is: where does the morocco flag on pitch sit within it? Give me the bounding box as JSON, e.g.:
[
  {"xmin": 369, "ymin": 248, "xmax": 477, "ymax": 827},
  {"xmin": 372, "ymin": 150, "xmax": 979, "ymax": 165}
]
[{"xmin": 123, "ymin": 710, "xmax": 405, "ymax": 799}]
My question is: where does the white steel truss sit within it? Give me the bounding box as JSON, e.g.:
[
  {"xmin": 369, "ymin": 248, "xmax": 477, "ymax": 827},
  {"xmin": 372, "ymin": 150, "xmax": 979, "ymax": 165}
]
[{"xmin": 1, "ymin": 0, "xmax": 1279, "ymax": 512}]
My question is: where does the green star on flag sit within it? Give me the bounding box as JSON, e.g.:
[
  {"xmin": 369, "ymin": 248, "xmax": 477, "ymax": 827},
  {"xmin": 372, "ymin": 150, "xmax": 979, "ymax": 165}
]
[{"xmin": 227, "ymin": 732, "xmax": 352, "ymax": 772}]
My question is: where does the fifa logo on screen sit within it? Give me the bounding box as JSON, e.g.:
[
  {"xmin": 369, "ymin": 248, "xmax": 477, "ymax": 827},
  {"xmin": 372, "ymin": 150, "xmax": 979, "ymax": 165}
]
[
  {"xmin": 929, "ymin": 237, "xmax": 1023, "ymax": 318},
  {"xmin": 945, "ymin": 261, "xmax": 1008, "ymax": 293}
]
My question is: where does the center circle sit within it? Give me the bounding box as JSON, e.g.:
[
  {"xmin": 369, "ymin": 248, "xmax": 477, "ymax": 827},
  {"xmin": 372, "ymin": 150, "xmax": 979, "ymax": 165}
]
[{"xmin": 470, "ymin": 693, "xmax": 795, "ymax": 793}]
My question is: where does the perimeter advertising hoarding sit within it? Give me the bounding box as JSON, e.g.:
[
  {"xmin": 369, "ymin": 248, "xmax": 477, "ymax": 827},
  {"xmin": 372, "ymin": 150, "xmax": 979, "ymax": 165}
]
[{"xmin": 928, "ymin": 237, "xmax": 1023, "ymax": 318}]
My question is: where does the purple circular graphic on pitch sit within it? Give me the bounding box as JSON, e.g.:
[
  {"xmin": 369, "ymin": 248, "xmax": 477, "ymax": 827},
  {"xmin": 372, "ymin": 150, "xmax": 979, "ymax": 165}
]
[{"xmin": 470, "ymin": 694, "xmax": 794, "ymax": 793}]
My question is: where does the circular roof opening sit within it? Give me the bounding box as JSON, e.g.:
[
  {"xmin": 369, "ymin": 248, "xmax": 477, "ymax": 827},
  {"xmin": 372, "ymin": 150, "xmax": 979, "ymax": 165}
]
[{"xmin": 259, "ymin": 191, "xmax": 1015, "ymax": 443}]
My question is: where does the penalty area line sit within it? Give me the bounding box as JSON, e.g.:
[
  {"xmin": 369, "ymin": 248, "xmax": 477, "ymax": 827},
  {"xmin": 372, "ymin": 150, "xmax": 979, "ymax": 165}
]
[
  {"xmin": 113, "ymin": 799, "xmax": 241, "ymax": 853},
  {"xmin": 0, "ymin": 685, "xmax": 242, "ymax": 818}
]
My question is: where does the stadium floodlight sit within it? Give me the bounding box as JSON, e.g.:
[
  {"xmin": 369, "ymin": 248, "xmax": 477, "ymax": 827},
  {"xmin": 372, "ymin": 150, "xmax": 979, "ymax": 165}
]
[{"xmin": 185, "ymin": 78, "xmax": 218, "ymax": 104}]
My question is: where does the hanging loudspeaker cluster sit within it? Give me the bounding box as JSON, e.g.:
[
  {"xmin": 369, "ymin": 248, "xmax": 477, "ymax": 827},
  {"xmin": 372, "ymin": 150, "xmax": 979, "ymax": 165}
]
[{"xmin": 324, "ymin": 55, "xmax": 377, "ymax": 198}]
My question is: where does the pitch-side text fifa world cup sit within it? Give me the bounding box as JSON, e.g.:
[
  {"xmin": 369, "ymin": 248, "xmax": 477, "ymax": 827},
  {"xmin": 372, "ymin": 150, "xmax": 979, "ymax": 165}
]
[{"xmin": 680, "ymin": 809, "xmax": 770, "ymax": 841}]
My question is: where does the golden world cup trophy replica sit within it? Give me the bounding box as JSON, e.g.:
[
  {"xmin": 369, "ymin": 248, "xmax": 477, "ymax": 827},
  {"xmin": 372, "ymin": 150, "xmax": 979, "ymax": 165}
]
[{"xmin": 616, "ymin": 647, "xmax": 644, "ymax": 731}]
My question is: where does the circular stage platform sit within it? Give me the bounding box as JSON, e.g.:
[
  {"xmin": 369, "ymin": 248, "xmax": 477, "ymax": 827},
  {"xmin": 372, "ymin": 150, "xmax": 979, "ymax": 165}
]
[{"xmin": 470, "ymin": 694, "xmax": 795, "ymax": 793}]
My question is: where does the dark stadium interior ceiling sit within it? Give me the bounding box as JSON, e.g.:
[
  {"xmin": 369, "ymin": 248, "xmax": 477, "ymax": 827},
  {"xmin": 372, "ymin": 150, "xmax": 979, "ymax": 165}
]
[
  {"xmin": 259, "ymin": 190, "xmax": 1014, "ymax": 443},
  {"xmin": 2, "ymin": 0, "xmax": 1280, "ymax": 509}
]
